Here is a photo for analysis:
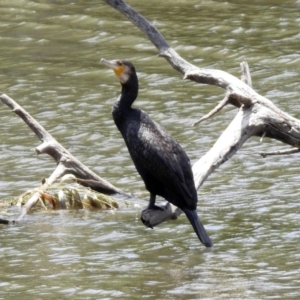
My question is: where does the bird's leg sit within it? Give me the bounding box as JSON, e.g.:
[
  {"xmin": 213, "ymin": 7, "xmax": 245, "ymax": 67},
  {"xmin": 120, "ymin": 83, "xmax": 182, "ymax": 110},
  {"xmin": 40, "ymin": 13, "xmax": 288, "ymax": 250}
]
[
  {"xmin": 147, "ymin": 194, "xmax": 165, "ymax": 210},
  {"xmin": 141, "ymin": 194, "xmax": 172, "ymax": 228},
  {"xmin": 141, "ymin": 201, "xmax": 172, "ymax": 229},
  {"xmin": 148, "ymin": 193, "xmax": 156, "ymax": 209}
]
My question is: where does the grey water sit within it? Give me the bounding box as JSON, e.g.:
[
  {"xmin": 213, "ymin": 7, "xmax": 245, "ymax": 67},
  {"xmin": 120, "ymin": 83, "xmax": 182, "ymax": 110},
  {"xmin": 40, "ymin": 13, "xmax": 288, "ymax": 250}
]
[{"xmin": 1, "ymin": 0, "xmax": 300, "ymax": 299}]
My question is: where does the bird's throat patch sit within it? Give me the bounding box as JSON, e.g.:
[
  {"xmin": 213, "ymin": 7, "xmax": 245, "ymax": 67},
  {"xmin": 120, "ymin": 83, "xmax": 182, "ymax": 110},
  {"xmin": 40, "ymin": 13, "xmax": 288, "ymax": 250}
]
[{"xmin": 113, "ymin": 65, "xmax": 124, "ymax": 77}]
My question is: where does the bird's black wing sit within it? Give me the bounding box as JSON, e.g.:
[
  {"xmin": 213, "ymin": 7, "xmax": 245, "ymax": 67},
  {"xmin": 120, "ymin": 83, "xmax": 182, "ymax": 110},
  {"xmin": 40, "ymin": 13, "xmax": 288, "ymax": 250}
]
[{"xmin": 124, "ymin": 111, "xmax": 197, "ymax": 208}]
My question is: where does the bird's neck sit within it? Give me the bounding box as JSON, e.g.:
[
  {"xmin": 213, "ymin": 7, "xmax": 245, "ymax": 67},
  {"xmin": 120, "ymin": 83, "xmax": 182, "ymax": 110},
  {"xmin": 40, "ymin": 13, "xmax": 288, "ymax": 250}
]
[
  {"xmin": 120, "ymin": 75, "xmax": 138, "ymax": 108},
  {"xmin": 112, "ymin": 75, "xmax": 138, "ymax": 127}
]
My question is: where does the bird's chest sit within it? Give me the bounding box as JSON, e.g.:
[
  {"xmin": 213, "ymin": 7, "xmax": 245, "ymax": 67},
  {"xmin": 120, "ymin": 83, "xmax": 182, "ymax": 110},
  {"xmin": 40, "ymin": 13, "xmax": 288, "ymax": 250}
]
[
  {"xmin": 119, "ymin": 120, "xmax": 157, "ymax": 169},
  {"xmin": 122, "ymin": 120, "xmax": 150, "ymax": 153}
]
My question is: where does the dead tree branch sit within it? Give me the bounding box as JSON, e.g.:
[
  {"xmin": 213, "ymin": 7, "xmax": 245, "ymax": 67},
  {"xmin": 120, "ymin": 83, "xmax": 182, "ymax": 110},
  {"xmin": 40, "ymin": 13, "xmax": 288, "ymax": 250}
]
[
  {"xmin": 192, "ymin": 93, "xmax": 230, "ymax": 126},
  {"xmin": 104, "ymin": 0, "xmax": 300, "ymax": 226},
  {"xmin": 260, "ymin": 147, "xmax": 300, "ymax": 158},
  {"xmin": 0, "ymin": 94, "xmax": 124, "ymax": 195},
  {"xmin": 0, "ymin": 93, "xmax": 129, "ymax": 221}
]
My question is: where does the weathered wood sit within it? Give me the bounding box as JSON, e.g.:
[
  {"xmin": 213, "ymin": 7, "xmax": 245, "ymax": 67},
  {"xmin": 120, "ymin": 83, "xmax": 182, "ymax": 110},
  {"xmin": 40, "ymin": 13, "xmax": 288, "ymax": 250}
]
[
  {"xmin": 104, "ymin": 0, "xmax": 300, "ymax": 226},
  {"xmin": 140, "ymin": 202, "xmax": 182, "ymax": 228},
  {"xmin": 0, "ymin": 93, "xmax": 130, "ymax": 222},
  {"xmin": 240, "ymin": 61, "xmax": 253, "ymax": 88},
  {"xmin": 0, "ymin": 94, "xmax": 125, "ymax": 196},
  {"xmin": 192, "ymin": 93, "xmax": 230, "ymax": 127},
  {"xmin": 260, "ymin": 147, "xmax": 300, "ymax": 158}
]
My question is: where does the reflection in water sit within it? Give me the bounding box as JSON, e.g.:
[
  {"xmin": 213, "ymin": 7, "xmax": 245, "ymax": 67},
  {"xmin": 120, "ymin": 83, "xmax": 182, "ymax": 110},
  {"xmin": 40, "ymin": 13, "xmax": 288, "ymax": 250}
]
[{"xmin": 0, "ymin": 0, "xmax": 300, "ymax": 299}]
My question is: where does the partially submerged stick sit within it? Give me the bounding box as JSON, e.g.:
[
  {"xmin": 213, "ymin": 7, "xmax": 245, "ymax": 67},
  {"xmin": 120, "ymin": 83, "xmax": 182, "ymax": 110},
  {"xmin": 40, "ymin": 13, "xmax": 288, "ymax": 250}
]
[
  {"xmin": 0, "ymin": 94, "xmax": 124, "ymax": 195},
  {"xmin": 0, "ymin": 93, "xmax": 129, "ymax": 222}
]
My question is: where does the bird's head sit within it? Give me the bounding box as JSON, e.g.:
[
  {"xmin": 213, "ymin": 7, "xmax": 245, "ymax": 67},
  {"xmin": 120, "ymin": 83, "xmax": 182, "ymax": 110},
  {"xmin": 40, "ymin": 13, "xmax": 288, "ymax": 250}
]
[{"xmin": 101, "ymin": 58, "xmax": 135, "ymax": 85}]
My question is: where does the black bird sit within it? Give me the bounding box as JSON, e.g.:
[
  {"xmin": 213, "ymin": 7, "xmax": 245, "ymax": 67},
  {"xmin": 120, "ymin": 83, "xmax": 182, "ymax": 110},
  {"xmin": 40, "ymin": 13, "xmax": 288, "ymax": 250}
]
[{"xmin": 101, "ymin": 58, "xmax": 213, "ymax": 248}]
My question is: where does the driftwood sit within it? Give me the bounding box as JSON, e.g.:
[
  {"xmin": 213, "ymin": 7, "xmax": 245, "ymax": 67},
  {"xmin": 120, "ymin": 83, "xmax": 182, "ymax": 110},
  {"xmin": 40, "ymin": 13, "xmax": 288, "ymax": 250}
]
[
  {"xmin": 0, "ymin": 94, "xmax": 128, "ymax": 221},
  {"xmin": 1, "ymin": 0, "xmax": 300, "ymax": 228},
  {"xmin": 103, "ymin": 0, "xmax": 300, "ymax": 225}
]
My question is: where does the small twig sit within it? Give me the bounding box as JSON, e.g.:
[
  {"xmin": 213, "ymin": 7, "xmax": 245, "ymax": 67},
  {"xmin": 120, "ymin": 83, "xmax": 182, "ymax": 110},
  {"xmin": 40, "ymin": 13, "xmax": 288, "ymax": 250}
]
[
  {"xmin": 16, "ymin": 192, "xmax": 43, "ymax": 221},
  {"xmin": 192, "ymin": 93, "xmax": 230, "ymax": 126},
  {"xmin": 260, "ymin": 147, "xmax": 300, "ymax": 158},
  {"xmin": 260, "ymin": 131, "xmax": 266, "ymax": 142},
  {"xmin": 240, "ymin": 61, "xmax": 252, "ymax": 88}
]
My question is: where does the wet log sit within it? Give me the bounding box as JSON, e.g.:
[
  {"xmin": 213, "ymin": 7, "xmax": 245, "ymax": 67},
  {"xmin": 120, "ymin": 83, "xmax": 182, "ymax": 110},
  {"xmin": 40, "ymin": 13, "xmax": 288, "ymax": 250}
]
[{"xmin": 104, "ymin": 0, "xmax": 300, "ymax": 226}]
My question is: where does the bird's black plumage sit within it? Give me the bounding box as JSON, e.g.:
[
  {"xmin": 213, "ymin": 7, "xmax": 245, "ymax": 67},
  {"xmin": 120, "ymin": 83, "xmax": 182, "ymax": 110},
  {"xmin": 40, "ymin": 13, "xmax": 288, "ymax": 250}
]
[{"xmin": 101, "ymin": 58, "xmax": 213, "ymax": 248}]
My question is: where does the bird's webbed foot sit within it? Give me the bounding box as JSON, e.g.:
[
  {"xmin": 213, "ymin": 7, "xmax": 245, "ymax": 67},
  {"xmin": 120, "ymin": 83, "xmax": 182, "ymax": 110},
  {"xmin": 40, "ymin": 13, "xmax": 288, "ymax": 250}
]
[{"xmin": 140, "ymin": 202, "xmax": 172, "ymax": 229}]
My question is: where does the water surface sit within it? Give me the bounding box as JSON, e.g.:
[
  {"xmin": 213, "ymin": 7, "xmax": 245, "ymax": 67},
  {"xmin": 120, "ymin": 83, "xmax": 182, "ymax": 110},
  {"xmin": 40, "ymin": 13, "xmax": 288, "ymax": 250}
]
[{"xmin": 1, "ymin": 0, "xmax": 300, "ymax": 299}]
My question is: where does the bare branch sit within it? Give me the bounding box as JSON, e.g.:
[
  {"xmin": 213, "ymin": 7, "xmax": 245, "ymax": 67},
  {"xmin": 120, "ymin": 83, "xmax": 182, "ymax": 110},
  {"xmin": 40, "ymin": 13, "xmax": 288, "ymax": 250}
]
[
  {"xmin": 0, "ymin": 93, "xmax": 132, "ymax": 222},
  {"xmin": 190, "ymin": 61, "xmax": 253, "ymax": 127},
  {"xmin": 192, "ymin": 93, "xmax": 230, "ymax": 126},
  {"xmin": 103, "ymin": 0, "xmax": 169, "ymax": 52},
  {"xmin": 0, "ymin": 93, "xmax": 125, "ymax": 196},
  {"xmin": 103, "ymin": 0, "xmax": 300, "ymax": 226},
  {"xmin": 260, "ymin": 147, "xmax": 300, "ymax": 158},
  {"xmin": 15, "ymin": 192, "xmax": 42, "ymax": 222},
  {"xmin": 240, "ymin": 61, "xmax": 252, "ymax": 88},
  {"xmin": 192, "ymin": 107, "xmax": 259, "ymax": 189}
]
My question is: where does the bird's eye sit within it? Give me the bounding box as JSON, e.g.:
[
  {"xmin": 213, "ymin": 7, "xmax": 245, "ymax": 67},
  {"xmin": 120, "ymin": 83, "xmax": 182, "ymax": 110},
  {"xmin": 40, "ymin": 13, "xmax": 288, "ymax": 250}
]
[{"xmin": 117, "ymin": 61, "xmax": 123, "ymax": 66}]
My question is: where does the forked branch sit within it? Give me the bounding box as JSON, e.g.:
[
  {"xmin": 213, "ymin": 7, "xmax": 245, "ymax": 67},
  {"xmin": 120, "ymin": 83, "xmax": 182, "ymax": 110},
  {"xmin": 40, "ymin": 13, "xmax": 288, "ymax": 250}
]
[
  {"xmin": 104, "ymin": 0, "xmax": 300, "ymax": 226},
  {"xmin": 0, "ymin": 93, "xmax": 128, "ymax": 222}
]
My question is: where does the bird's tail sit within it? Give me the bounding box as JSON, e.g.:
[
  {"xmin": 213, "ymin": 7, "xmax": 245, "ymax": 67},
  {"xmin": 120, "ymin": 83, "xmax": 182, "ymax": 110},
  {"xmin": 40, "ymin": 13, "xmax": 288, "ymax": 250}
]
[{"xmin": 183, "ymin": 209, "xmax": 213, "ymax": 248}]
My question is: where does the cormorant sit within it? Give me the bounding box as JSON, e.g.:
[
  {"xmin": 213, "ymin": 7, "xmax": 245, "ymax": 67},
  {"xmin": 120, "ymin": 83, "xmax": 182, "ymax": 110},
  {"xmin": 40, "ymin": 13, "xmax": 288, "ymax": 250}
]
[{"xmin": 101, "ymin": 58, "xmax": 213, "ymax": 248}]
